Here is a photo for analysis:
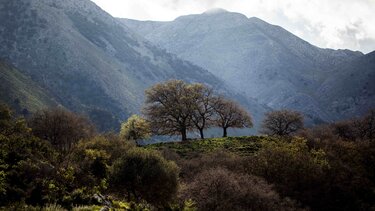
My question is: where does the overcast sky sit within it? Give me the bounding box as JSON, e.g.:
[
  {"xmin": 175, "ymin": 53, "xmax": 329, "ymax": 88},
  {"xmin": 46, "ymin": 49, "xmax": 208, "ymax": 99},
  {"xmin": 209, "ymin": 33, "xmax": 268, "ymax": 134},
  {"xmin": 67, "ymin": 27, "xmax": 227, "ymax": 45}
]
[{"xmin": 91, "ymin": 0, "xmax": 375, "ymax": 53}]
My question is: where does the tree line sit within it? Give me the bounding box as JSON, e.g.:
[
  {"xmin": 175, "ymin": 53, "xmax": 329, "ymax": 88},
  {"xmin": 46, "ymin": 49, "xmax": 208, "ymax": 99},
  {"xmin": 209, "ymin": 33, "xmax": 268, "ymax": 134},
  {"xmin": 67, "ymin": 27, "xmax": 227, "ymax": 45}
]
[{"xmin": 143, "ymin": 80, "xmax": 253, "ymax": 140}]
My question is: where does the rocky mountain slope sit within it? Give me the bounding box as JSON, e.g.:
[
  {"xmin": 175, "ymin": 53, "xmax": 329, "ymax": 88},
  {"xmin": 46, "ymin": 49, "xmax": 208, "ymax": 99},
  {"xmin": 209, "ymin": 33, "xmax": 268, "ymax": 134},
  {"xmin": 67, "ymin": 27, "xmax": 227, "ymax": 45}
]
[
  {"xmin": 0, "ymin": 1, "xmax": 267, "ymax": 131},
  {"xmin": 318, "ymin": 51, "xmax": 375, "ymax": 119},
  {"xmin": 121, "ymin": 9, "xmax": 367, "ymax": 123}
]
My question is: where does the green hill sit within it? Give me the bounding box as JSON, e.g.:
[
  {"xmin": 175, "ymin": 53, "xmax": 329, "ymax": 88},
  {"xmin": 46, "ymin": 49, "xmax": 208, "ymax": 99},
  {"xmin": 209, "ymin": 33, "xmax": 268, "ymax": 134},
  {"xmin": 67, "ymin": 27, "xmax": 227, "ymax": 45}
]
[{"xmin": 0, "ymin": 59, "xmax": 58, "ymax": 115}]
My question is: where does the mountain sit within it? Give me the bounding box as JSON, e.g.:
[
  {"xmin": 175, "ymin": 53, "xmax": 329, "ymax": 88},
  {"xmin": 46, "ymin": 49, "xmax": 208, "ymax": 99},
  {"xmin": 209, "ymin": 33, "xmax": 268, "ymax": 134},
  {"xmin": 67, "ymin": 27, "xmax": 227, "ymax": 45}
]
[
  {"xmin": 120, "ymin": 9, "xmax": 365, "ymax": 123},
  {"xmin": 318, "ymin": 51, "xmax": 375, "ymax": 119},
  {"xmin": 0, "ymin": 1, "xmax": 267, "ymax": 131},
  {"xmin": 0, "ymin": 59, "xmax": 58, "ymax": 115}
]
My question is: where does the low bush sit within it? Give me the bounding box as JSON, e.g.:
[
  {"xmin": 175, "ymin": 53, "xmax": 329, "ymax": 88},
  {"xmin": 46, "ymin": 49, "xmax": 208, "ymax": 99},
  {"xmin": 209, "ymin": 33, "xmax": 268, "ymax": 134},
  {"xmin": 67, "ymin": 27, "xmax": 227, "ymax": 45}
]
[
  {"xmin": 180, "ymin": 167, "xmax": 299, "ymax": 211},
  {"xmin": 109, "ymin": 148, "xmax": 179, "ymax": 207}
]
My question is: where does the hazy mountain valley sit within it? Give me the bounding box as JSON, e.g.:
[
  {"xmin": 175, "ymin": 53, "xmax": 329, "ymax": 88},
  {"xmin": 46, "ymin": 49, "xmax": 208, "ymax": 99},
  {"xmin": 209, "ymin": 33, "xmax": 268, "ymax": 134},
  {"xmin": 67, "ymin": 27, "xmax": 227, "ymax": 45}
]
[
  {"xmin": 0, "ymin": 0, "xmax": 267, "ymax": 131},
  {"xmin": 121, "ymin": 9, "xmax": 374, "ymax": 123},
  {"xmin": 1, "ymin": 0, "xmax": 375, "ymax": 210}
]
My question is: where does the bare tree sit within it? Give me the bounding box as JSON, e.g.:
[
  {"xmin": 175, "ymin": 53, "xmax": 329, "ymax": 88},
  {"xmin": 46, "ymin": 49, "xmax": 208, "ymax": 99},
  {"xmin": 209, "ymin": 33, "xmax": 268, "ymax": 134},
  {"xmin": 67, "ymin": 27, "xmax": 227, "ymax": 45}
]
[
  {"xmin": 260, "ymin": 109, "xmax": 304, "ymax": 136},
  {"xmin": 213, "ymin": 97, "xmax": 253, "ymax": 137},
  {"xmin": 30, "ymin": 108, "xmax": 96, "ymax": 151},
  {"xmin": 190, "ymin": 84, "xmax": 216, "ymax": 139},
  {"xmin": 143, "ymin": 80, "xmax": 196, "ymax": 141}
]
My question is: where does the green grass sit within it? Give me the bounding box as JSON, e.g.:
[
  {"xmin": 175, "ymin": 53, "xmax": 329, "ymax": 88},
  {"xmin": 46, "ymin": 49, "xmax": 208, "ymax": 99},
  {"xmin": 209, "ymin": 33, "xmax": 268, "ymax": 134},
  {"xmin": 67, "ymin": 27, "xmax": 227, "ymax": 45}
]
[{"xmin": 146, "ymin": 136, "xmax": 273, "ymax": 157}]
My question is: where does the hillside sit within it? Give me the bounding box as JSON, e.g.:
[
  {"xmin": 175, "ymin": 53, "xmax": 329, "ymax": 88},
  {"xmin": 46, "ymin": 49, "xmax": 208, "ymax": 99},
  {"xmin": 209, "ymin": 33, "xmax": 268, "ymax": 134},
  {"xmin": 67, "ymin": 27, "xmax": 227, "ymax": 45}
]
[
  {"xmin": 0, "ymin": 1, "xmax": 267, "ymax": 131},
  {"xmin": 0, "ymin": 59, "xmax": 58, "ymax": 115},
  {"xmin": 318, "ymin": 51, "xmax": 375, "ymax": 119},
  {"xmin": 120, "ymin": 9, "xmax": 365, "ymax": 123}
]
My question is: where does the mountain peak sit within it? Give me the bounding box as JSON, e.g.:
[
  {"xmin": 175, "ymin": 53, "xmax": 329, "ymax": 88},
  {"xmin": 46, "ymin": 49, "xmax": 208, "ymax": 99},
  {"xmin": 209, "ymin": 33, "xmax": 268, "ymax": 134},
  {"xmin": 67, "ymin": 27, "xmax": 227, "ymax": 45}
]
[{"xmin": 203, "ymin": 8, "xmax": 228, "ymax": 15}]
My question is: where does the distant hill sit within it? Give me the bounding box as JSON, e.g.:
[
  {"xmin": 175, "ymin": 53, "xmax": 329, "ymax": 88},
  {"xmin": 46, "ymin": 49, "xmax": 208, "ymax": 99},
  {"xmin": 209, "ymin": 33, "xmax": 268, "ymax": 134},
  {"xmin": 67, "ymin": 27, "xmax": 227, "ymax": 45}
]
[
  {"xmin": 121, "ymin": 9, "xmax": 369, "ymax": 123},
  {"xmin": 318, "ymin": 51, "xmax": 375, "ymax": 119},
  {"xmin": 0, "ymin": 59, "xmax": 58, "ymax": 116},
  {"xmin": 0, "ymin": 1, "xmax": 268, "ymax": 131}
]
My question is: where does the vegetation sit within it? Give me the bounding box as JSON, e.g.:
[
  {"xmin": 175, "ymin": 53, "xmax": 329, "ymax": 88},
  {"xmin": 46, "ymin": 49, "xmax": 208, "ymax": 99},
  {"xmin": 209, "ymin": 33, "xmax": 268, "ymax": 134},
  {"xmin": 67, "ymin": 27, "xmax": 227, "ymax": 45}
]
[
  {"xmin": 110, "ymin": 148, "xmax": 179, "ymax": 207},
  {"xmin": 143, "ymin": 80, "xmax": 253, "ymax": 141},
  {"xmin": 260, "ymin": 109, "xmax": 304, "ymax": 136},
  {"xmin": 213, "ymin": 97, "xmax": 253, "ymax": 137},
  {"xmin": 29, "ymin": 108, "xmax": 96, "ymax": 152},
  {"xmin": 180, "ymin": 167, "xmax": 297, "ymax": 211},
  {"xmin": 120, "ymin": 115, "xmax": 151, "ymax": 144},
  {"xmin": 1, "ymin": 80, "xmax": 375, "ymax": 210}
]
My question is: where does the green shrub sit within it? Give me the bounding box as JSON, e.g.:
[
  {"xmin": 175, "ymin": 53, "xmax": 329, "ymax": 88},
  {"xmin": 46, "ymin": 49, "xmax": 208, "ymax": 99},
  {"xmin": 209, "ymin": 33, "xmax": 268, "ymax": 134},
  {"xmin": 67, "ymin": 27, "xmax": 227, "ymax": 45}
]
[{"xmin": 110, "ymin": 148, "xmax": 179, "ymax": 207}]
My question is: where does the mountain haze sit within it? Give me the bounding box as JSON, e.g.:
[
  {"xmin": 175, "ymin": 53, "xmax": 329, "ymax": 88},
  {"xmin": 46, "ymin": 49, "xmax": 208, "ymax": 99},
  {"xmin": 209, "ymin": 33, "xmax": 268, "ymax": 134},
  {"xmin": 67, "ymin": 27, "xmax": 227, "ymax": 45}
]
[
  {"xmin": 121, "ymin": 9, "xmax": 369, "ymax": 123},
  {"xmin": 0, "ymin": 0, "xmax": 267, "ymax": 131}
]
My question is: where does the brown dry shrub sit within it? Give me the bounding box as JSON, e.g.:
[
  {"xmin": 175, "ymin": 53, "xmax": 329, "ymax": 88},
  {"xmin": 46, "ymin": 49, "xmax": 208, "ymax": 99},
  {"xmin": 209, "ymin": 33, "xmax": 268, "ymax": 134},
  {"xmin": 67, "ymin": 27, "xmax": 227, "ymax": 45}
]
[
  {"xmin": 177, "ymin": 151, "xmax": 246, "ymax": 181},
  {"xmin": 180, "ymin": 167, "xmax": 300, "ymax": 211}
]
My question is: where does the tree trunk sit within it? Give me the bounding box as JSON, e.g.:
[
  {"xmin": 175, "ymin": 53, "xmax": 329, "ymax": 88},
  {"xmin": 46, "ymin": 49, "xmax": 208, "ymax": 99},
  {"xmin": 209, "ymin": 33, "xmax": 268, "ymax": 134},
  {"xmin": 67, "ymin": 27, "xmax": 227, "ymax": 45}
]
[
  {"xmin": 181, "ymin": 128, "xmax": 187, "ymax": 141},
  {"xmin": 223, "ymin": 127, "xmax": 227, "ymax": 137},
  {"xmin": 199, "ymin": 128, "xmax": 204, "ymax": 139}
]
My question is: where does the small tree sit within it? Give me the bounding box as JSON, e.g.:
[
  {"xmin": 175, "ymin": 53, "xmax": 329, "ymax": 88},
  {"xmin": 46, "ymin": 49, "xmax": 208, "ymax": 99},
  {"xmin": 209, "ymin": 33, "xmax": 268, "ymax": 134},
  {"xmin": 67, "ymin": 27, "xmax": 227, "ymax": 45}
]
[
  {"xmin": 260, "ymin": 109, "xmax": 304, "ymax": 136},
  {"xmin": 120, "ymin": 115, "xmax": 151, "ymax": 143},
  {"xmin": 213, "ymin": 98, "xmax": 253, "ymax": 137},
  {"xmin": 143, "ymin": 80, "xmax": 196, "ymax": 141},
  {"xmin": 190, "ymin": 84, "xmax": 215, "ymax": 139},
  {"xmin": 29, "ymin": 108, "xmax": 96, "ymax": 151}
]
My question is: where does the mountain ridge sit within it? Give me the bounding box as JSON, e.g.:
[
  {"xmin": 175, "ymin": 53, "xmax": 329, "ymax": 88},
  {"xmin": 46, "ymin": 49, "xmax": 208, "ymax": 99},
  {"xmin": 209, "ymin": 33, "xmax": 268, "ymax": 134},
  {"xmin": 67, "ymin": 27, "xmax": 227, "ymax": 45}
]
[
  {"xmin": 120, "ymin": 9, "xmax": 370, "ymax": 123},
  {"xmin": 0, "ymin": 1, "xmax": 268, "ymax": 131}
]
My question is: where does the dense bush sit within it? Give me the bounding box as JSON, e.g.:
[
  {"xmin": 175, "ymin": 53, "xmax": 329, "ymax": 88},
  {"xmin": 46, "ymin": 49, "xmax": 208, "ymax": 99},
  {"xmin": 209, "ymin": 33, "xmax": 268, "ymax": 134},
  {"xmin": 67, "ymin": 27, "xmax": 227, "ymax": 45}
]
[
  {"xmin": 247, "ymin": 138, "xmax": 330, "ymax": 208},
  {"xmin": 110, "ymin": 148, "xmax": 179, "ymax": 207},
  {"xmin": 29, "ymin": 108, "xmax": 96, "ymax": 152},
  {"xmin": 180, "ymin": 167, "xmax": 299, "ymax": 211},
  {"xmin": 0, "ymin": 104, "xmax": 56, "ymax": 206}
]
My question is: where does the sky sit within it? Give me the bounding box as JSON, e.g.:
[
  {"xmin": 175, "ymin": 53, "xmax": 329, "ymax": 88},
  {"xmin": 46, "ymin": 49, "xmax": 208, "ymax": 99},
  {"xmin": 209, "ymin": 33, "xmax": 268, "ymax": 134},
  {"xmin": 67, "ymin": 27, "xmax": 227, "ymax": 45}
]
[{"xmin": 91, "ymin": 0, "xmax": 375, "ymax": 53}]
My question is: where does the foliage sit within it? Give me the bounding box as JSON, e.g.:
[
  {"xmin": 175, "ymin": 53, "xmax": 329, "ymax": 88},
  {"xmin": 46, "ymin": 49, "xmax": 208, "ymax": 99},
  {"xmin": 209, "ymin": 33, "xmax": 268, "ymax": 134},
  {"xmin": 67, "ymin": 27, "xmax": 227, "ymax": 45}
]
[
  {"xmin": 0, "ymin": 104, "xmax": 56, "ymax": 206},
  {"xmin": 189, "ymin": 84, "xmax": 215, "ymax": 139},
  {"xmin": 120, "ymin": 115, "xmax": 151, "ymax": 142},
  {"xmin": 29, "ymin": 108, "xmax": 96, "ymax": 151},
  {"xmin": 213, "ymin": 97, "xmax": 253, "ymax": 137},
  {"xmin": 143, "ymin": 80, "xmax": 252, "ymax": 140},
  {"xmin": 73, "ymin": 133, "xmax": 134, "ymax": 165},
  {"xmin": 143, "ymin": 80, "xmax": 197, "ymax": 141},
  {"xmin": 110, "ymin": 148, "xmax": 179, "ymax": 207},
  {"xmin": 260, "ymin": 109, "xmax": 304, "ymax": 136},
  {"xmin": 249, "ymin": 138, "xmax": 329, "ymax": 196},
  {"xmin": 180, "ymin": 167, "xmax": 299, "ymax": 211},
  {"xmin": 2, "ymin": 102, "xmax": 375, "ymax": 210},
  {"xmin": 146, "ymin": 136, "xmax": 265, "ymax": 158},
  {"xmin": 67, "ymin": 134, "xmax": 135, "ymax": 196},
  {"xmin": 330, "ymin": 109, "xmax": 375, "ymax": 141}
]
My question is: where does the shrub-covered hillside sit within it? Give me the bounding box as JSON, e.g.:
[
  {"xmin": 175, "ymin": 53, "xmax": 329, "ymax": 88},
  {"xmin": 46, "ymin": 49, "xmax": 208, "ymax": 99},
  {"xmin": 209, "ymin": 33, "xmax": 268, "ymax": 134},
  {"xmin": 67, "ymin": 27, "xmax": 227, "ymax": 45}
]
[{"xmin": 1, "ymin": 102, "xmax": 375, "ymax": 210}]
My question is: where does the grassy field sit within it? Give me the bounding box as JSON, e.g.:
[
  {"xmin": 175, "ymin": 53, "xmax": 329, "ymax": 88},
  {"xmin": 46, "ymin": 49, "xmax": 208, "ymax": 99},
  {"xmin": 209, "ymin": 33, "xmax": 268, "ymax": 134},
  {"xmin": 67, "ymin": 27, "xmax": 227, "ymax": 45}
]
[{"xmin": 145, "ymin": 136, "xmax": 273, "ymax": 157}]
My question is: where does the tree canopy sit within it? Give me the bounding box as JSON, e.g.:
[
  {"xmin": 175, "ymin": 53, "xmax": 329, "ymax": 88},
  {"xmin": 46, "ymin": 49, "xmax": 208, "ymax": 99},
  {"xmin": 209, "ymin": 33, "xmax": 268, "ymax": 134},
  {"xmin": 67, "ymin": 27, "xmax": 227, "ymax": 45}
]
[
  {"xmin": 120, "ymin": 114, "xmax": 151, "ymax": 143},
  {"xmin": 29, "ymin": 108, "xmax": 96, "ymax": 151},
  {"xmin": 260, "ymin": 109, "xmax": 304, "ymax": 136},
  {"xmin": 213, "ymin": 97, "xmax": 253, "ymax": 137},
  {"xmin": 143, "ymin": 80, "xmax": 253, "ymax": 140}
]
